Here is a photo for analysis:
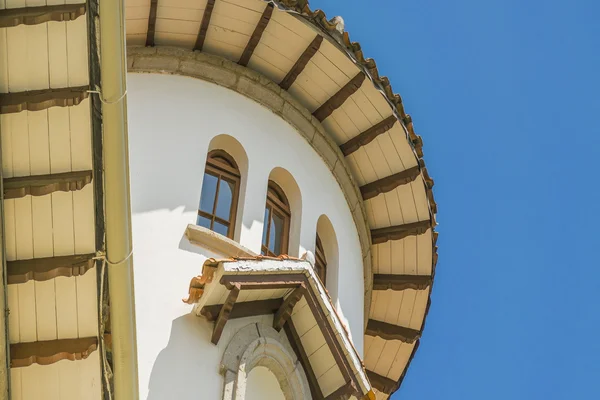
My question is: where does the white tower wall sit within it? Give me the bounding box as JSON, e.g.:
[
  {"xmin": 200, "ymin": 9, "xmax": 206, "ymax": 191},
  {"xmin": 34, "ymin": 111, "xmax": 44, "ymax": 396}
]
[{"xmin": 126, "ymin": 73, "xmax": 365, "ymax": 399}]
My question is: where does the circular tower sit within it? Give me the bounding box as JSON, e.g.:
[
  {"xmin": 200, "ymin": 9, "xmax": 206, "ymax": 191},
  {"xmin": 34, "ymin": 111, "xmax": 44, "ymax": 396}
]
[{"xmin": 125, "ymin": 1, "xmax": 438, "ymax": 399}]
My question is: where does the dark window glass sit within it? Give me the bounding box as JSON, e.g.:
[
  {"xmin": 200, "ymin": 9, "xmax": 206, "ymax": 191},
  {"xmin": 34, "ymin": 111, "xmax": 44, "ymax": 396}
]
[
  {"xmin": 199, "ymin": 173, "xmax": 218, "ymax": 213},
  {"xmin": 271, "ymin": 212, "xmax": 284, "ymax": 254},
  {"xmin": 261, "ymin": 181, "xmax": 290, "ymax": 256},
  {"xmin": 197, "ymin": 214, "xmax": 211, "ymax": 229},
  {"xmin": 213, "ymin": 221, "xmax": 229, "ymax": 237},
  {"xmin": 215, "ymin": 179, "xmax": 234, "ymax": 221},
  {"xmin": 197, "ymin": 151, "xmax": 240, "ymax": 239}
]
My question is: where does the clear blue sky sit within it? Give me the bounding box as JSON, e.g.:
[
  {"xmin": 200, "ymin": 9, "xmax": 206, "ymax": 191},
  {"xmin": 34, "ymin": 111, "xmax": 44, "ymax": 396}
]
[{"xmin": 312, "ymin": 1, "xmax": 600, "ymax": 398}]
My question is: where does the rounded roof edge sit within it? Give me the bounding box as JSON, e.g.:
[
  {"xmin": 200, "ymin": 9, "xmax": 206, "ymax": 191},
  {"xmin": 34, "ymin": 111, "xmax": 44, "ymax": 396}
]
[{"xmin": 126, "ymin": 0, "xmax": 439, "ymax": 396}]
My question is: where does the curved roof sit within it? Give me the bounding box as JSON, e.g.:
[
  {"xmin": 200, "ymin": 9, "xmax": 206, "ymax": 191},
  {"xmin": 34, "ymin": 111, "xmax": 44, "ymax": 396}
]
[{"xmin": 125, "ymin": 0, "xmax": 438, "ymax": 397}]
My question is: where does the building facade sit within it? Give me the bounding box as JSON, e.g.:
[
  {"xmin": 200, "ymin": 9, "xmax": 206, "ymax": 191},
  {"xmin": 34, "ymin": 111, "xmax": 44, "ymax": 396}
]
[{"xmin": 0, "ymin": 0, "xmax": 438, "ymax": 399}]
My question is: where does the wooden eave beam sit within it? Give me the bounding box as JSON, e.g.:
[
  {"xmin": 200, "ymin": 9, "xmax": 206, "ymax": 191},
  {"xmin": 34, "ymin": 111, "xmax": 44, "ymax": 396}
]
[
  {"xmin": 3, "ymin": 170, "xmax": 93, "ymax": 199},
  {"xmin": 10, "ymin": 337, "xmax": 98, "ymax": 368},
  {"xmin": 366, "ymin": 319, "xmax": 420, "ymax": 344},
  {"xmin": 221, "ymin": 273, "xmax": 361, "ymax": 390},
  {"xmin": 339, "ymin": 115, "xmax": 397, "ymax": 156},
  {"xmin": 360, "ymin": 165, "xmax": 421, "ymax": 200},
  {"xmin": 279, "ymin": 35, "xmax": 323, "ymax": 90},
  {"xmin": 211, "ymin": 284, "xmax": 240, "ymax": 345},
  {"xmin": 273, "ymin": 285, "xmax": 305, "ymax": 331},
  {"xmin": 313, "ymin": 72, "xmax": 366, "ymax": 122},
  {"xmin": 371, "ymin": 220, "xmax": 431, "ymax": 245},
  {"xmin": 7, "ymin": 253, "xmax": 95, "ymax": 285},
  {"xmin": 193, "ymin": 0, "xmax": 215, "ymax": 51},
  {"xmin": 301, "ymin": 279, "xmax": 359, "ymax": 390},
  {"xmin": 238, "ymin": 3, "xmax": 273, "ymax": 66},
  {"xmin": 200, "ymin": 298, "xmax": 283, "ymax": 321},
  {"xmin": 365, "ymin": 369, "xmax": 398, "ymax": 395},
  {"xmin": 373, "ymin": 274, "xmax": 432, "ymax": 291},
  {"xmin": 284, "ymin": 319, "xmax": 324, "ymax": 400},
  {"xmin": 0, "ymin": 86, "xmax": 89, "ymax": 114},
  {"xmin": 145, "ymin": 0, "xmax": 158, "ymax": 47},
  {"xmin": 0, "ymin": 4, "xmax": 86, "ymax": 28}
]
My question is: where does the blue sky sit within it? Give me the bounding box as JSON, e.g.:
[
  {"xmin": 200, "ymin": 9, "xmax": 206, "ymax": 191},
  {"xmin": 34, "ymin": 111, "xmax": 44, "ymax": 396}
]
[{"xmin": 312, "ymin": 1, "xmax": 600, "ymax": 398}]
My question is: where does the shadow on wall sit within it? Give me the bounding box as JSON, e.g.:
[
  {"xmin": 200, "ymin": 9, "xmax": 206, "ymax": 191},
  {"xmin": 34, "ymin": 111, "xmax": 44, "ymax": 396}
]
[{"xmin": 147, "ymin": 314, "xmax": 220, "ymax": 400}]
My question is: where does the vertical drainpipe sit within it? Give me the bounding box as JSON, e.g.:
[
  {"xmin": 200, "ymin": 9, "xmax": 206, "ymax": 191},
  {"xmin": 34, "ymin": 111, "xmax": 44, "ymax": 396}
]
[
  {"xmin": 99, "ymin": 0, "xmax": 140, "ymax": 398},
  {"xmin": 0, "ymin": 130, "xmax": 10, "ymax": 399}
]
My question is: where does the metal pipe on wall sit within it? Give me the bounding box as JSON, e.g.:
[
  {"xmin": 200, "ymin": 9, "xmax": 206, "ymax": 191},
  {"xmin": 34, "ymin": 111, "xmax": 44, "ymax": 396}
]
[
  {"xmin": 0, "ymin": 127, "xmax": 11, "ymax": 400},
  {"xmin": 98, "ymin": 0, "xmax": 140, "ymax": 398}
]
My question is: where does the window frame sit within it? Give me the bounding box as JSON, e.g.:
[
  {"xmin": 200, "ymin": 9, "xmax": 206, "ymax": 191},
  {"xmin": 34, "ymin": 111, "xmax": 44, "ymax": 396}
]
[
  {"xmin": 197, "ymin": 150, "xmax": 241, "ymax": 239},
  {"xmin": 261, "ymin": 181, "xmax": 291, "ymax": 256},
  {"xmin": 314, "ymin": 233, "xmax": 327, "ymax": 285}
]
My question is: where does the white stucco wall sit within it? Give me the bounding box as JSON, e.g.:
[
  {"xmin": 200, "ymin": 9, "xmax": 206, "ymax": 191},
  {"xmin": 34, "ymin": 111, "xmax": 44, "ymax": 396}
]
[{"xmin": 127, "ymin": 72, "xmax": 365, "ymax": 399}]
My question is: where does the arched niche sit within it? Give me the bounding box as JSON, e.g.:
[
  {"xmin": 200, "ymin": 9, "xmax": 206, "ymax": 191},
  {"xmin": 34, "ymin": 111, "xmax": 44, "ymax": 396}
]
[
  {"xmin": 316, "ymin": 214, "xmax": 340, "ymax": 303},
  {"xmin": 267, "ymin": 167, "xmax": 302, "ymax": 257},
  {"xmin": 220, "ymin": 323, "xmax": 310, "ymax": 400},
  {"xmin": 207, "ymin": 134, "xmax": 249, "ymax": 242},
  {"xmin": 246, "ymin": 367, "xmax": 285, "ymax": 400}
]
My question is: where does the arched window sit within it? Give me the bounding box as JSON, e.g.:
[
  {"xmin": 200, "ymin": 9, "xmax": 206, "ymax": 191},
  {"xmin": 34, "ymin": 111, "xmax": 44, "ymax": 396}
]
[
  {"xmin": 314, "ymin": 233, "xmax": 327, "ymax": 284},
  {"xmin": 261, "ymin": 181, "xmax": 290, "ymax": 256},
  {"xmin": 316, "ymin": 215, "xmax": 338, "ymax": 293},
  {"xmin": 197, "ymin": 150, "xmax": 240, "ymax": 239}
]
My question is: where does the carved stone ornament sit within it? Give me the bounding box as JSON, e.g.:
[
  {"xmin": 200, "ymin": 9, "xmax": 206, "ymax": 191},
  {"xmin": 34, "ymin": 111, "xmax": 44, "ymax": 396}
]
[{"xmin": 220, "ymin": 323, "xmax": 310, "ymax": 400}]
